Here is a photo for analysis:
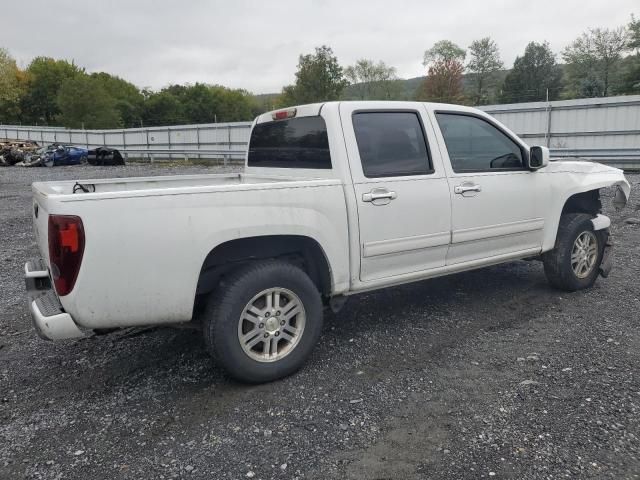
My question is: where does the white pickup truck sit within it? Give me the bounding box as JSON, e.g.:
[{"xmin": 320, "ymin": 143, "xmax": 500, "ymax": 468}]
[{"xmin": 25, "ymin": 101, "xmax": 630, "ymax": 382}]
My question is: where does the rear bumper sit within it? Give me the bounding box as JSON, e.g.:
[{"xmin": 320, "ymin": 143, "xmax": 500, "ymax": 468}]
[{"xmin": 24, "ymin": 259, "xmax": 86, "ymax": 341}]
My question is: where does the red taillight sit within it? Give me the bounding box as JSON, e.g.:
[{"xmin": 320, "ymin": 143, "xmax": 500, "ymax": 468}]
[
  {"xmin": 272, "ymin": 108, "xmax": 297, "ymax": 121},
  {"xmin": 48, "ymin": 215, "xmax": 85, "ymax": 296}
]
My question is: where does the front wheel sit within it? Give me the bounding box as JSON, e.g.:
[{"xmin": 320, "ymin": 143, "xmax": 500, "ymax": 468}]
[
  {"xmin": 202, "ymin": 261, "xmax": 323, "ymax": 383},
  {"xmin": 542, "ymin": 213, "xmax": 606, "ymax": 291}
]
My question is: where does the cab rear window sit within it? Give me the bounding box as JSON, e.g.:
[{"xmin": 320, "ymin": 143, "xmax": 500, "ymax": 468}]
[{"xmin": 248, "ymin": 116, "xmax": 331, "ymax": 169}]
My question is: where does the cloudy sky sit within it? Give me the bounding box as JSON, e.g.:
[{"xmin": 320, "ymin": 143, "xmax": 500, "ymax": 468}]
[{"xmin": 3, "ymin": 0, "xmax": 637, "ymax": 94}]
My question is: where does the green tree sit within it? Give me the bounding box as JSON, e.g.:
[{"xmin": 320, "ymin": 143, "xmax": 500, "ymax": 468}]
[
  {"xmin": 467, "ymin": 37, "xmax": 504, "ymax": 105},
  {"xmin": 562, "ymin": 27, "xmax": 628, "ymax": 97},
  {"xmin": 278, "ymin": 46, "xmax": 348, "ymax": 106},
  {"xmin": 628, "ymin": 14, "xmax": 640, "ymax": 53},
  {"xmin": 417, "ymin": 40, "xmax": 466, "ymax": 103},
  {"xmin": 500, "ymin": 42, "xmax": 563, "ymax": 103},
  {"xmin": 146, "ymin": 83, "xmax": 257, "ymax": 125},
  {"xmin": 57, "ymin": 74, "xmax": 121, "ymax": 128},
  {"xmin": 619, "ymin": 15, "xmax": 640, "ymax": 94},
  {"xmin": 90, "ymin": 72, "xmax": 144, "ymax": 127},
  {"xmin": 21, "ymin": 57, "xmax": 81, "ymax": 124},
  {"xmin": 141, "ymin": 89, "xmax": 186, "ymax": 126},
  {"xmin": 343, "ymin": 59, "xmax": 401, "ymax": 99},
  {"xmin": 168, "ymin": 83, "xmax": 219, "ymax": 123},
  {"xmin": 423, "ymin": 40, "xmax": 466, "ymax": 64},
  {"xmin": 0, "ymin": 48, "xmax": 27, "ymax": 123},
  {"xmin": 212, "ymin": 87, "xmax": 256, "ymax": 121}
]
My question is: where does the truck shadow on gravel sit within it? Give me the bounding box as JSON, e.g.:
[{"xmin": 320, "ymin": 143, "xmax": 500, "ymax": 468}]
[
  {"xmin": 8, "ymin": 259, "xmax": 551, "ymax": 414},
  {"xmin": 66, "ymin": 260, "xmax": 551, "ymax": 392}
]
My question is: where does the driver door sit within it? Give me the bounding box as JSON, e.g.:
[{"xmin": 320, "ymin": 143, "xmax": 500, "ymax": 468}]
[{"xmin": 433, "ymin": 112, "xmax": 547, "ymax": 265}]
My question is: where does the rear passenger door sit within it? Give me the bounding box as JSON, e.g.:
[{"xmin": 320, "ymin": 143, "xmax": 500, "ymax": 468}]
[{"xmin": 340, "ymin": 104, "xmax": 451, "ymax": 282}]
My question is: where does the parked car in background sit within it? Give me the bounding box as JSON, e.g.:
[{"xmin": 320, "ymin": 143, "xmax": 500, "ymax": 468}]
[
  {"xmin": 43, "ymin": 145, "xmax": 89, "ymax": 167},
  {"xmin": 0, "ymin": 139, "xmax": 39, "ymax": 166},
  {"xmin": 88, "ymin": 147, "xmax": 125, "ymax": 166}
]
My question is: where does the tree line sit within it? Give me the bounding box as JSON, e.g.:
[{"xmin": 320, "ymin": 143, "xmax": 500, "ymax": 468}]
[
  {"xmin": 0, "ymin": 14, "xmax": 638, "ymax": 129},
  {"xmin": 279, "ymin": 14, "xmax": 639, "ymax": 107},
  {"xmin": 0, "ymin": 55, "xmax": 264, "ymax": 129}
]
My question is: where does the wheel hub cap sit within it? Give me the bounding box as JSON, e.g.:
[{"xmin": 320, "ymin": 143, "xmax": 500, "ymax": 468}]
[
  {"xmin": 265, "ymin": 317, "xmax": 279, "ymax": 332},
  {"xmin": 571, "ymin": 231, "xmax": 598, "ymax": 279},
  {"xmin": 237, "ymin": 287, "xmax": 306, "ymax": 363}
]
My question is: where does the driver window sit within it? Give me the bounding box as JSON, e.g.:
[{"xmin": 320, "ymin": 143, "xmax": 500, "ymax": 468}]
[{"xmin": 436, "ymin": 113, "xmax": 524, "ymax": 173}]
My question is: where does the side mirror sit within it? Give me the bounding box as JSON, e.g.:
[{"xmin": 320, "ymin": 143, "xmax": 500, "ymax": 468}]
[{"xmin": 529, "ymin": 146, "xmax": 550, "ymax": 170}]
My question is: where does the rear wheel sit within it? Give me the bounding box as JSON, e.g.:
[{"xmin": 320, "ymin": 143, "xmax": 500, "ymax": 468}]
[
  {"xmin": 542, "ymin": 213, "xmax": 605, "ymax": 291},
  {"xmin": 202, "ymin": 260, "xmax": 323, "ymax": 383}
]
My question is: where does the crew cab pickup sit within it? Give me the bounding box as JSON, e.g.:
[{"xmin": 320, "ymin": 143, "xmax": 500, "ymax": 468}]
[{"xmin": 25, "ymin": 102, "xmax": 631, "ymax": 383}]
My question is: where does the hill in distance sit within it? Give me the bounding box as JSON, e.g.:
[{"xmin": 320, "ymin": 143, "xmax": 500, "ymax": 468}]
[{"xmin": 256, "ymin": 70, "xmax": 511, "ymax": 105}]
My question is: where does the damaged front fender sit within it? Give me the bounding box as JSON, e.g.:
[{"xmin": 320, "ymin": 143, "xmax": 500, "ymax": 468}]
[
  {"xmin": 546, "ymin": 160, "xmax": 630, "ymax": 208},
  {"xmin": 541, "ymin": 160, "xmax": 632, "ymax": 251},
  {"xmin": 613, "ymin": 184, "xmax": 629, "ymax": 209}
]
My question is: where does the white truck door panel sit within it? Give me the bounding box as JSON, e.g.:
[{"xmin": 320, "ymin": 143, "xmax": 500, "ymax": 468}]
[
  {"xmin": 433, "ymin": 111, "xmax": 546, "ymax": 265},
  {"xmin": 354, "ymin": 178, "xmax": 451, "ymax": 280},
  {"xmin": 339, "ymin": 103, "xmax": 451, "ymax": 282},
  {"xmin": 447, "ymin": 172, "xmax": 545, "ymax": 263}
]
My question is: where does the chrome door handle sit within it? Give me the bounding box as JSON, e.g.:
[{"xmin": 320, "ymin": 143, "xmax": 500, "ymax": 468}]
[
  {"xmin": 454, "ymin": 184, "xmax": 482, "ymax": 194},
  {"xmin": 362, "ymin": 190, "xmax": 397, "ymax": 202}
]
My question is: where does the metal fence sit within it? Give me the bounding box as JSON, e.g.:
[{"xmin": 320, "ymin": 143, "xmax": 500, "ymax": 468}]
[
  {"xmin": 481, "ymin": 95, "xmax": 640, "ymax": 169},
  {"xmin": 0, "ymin": 122, "xmax": 252, "ymax": 161},
  {"xmin": 3, "ymin": 94, "xmax": 640, "ymax": 168}
]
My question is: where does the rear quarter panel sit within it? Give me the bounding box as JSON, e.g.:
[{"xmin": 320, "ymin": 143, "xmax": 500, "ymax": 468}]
[{"xmin": 43, "ymin": 182, "xmax": 349, "ymax": 329}]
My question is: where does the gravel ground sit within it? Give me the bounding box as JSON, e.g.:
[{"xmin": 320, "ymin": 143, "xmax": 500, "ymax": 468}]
[{"xmin": 0, "ymin": 163, "xmax": 639, "ymax": 480}]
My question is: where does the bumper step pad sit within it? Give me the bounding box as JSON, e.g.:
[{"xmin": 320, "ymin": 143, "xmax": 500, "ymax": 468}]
[
  {"xmin": 35, "ymin": 290, "xmax": 65, "ymax": 318},
  {"xmin": 25, "ymin": 258, "xmax": 48, "ymax": 278}
]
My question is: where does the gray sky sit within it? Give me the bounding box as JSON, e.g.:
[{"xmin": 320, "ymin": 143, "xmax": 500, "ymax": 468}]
[{"xmin": 3, "ymin": 0, "xmax": 637, "ymax": 94}]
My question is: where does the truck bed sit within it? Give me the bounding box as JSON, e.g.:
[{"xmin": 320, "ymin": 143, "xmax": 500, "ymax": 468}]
[
  {"xmin": 29, "ymin": 171, "xmax": 349, "ymax": 330},
  {"xmin": 32, "ymin": 173, "xmax": 331, "ymax": 198}
]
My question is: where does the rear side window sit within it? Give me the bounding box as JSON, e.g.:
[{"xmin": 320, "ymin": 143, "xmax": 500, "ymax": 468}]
[
  {"xmin": 248, "ymin": 116, "xmax": 331, "ymax": 169},
  {"xmin": 436, "ymin": 113, "xmax": 525, "ymax": 172},
  {"xmin": 352, "ymin": 112, "xmax": 431, "ymax": 178}
]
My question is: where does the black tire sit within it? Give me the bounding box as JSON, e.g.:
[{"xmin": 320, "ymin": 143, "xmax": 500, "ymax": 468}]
[
  {"xmin": 542, "ymin": 213, "xmax": 606, "ymax": 292},
  {"xmin": 202, "ymin": 260, "xmax": 323, "ymax": 383}
]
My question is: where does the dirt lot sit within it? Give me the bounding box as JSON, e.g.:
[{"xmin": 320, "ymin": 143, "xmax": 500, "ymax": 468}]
[{"xmin": 1, "ymin": 164, "xmax": 639, "ymax": 480}]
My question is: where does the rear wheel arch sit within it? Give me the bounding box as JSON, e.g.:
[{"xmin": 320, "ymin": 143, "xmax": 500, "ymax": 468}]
[{"xmin": 194, "ymin": 235, "xmax": 333, "ymax": 310}]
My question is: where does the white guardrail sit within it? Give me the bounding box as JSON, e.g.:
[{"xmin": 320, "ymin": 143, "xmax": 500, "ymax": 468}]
[{"xmin": 119, "ymin": 148, "xmax": 246, "ymax": 165}]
